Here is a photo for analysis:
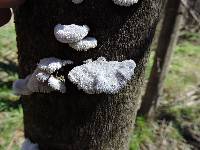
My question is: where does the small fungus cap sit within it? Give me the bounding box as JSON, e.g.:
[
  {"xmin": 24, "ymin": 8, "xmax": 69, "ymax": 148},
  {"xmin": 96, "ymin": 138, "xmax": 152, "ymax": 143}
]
[
  {"xmin": 112, "ymin": 0, "xmax": 139, "ymax": 6},
  {"xmin": 21, "ymin": 139, "xmax": 39, "ymax": 150},
  {"xmin": 69, "ymin": 37, "xmax": 97, "ymax": 51},
  {"xmin": 54, "ymin": 24, "xmax": 90, "ymax": 44},
  {"xmin": 72, "ymin": 0, "xmax": 84, "ymax": 4},
  {"xmin": 38, "ymin": 57, "xmax": 73, "ymax": 74}
]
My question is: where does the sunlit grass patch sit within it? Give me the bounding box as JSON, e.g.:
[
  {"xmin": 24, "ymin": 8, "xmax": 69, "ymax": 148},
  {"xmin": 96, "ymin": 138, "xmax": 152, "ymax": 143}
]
[
  {"xmin": 0, "ymin": 85, "xmax": 19, "ymax": 102},
  {"xmin": 0, "ymin": 21, "xmax": 17, "ymax": 54},
  {"xmin": 164, "ymin": 41, "xmax": 200, "ymax": 99},
  {"xmin": 145, "ymin": 33, "xmax": 200, "ymax": 100},
  {"xmin": 0, "ymin": 106, "xmax": 23, "ymax": 150},
  {"xmin": 129, "ymin": 117, "xmax": 154, "ymax": 150},
  {"xmin": 0, "ymin": 21, "xmax": 22, "ymax": 150},
  {"xmin": 129, "ymin": 117, "xmax": 187, "ymax": 150}
]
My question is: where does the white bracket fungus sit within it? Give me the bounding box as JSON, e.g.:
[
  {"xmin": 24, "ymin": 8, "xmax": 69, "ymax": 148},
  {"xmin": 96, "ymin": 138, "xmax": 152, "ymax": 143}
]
[
  {"xmin": 12, "ymin": 75, "xmax": 32, "ymax": 96},
  {"xmin": 13, "ymin": 57, "xmax": 73, "ymax": 95},
  {"xmin": 112, "ymin": 0, "xmax": 139, "ymax": 6},
  {"xmin": 72, "ymin": 0, "xmax": 84, "ymax": 4},
  {"xmin": 37, "ymin": 57, "xmax": 73, "ymax": 74},
  {"xmin": 54, "ymin": 24, "xmax": 97, "ymax": 51},
  {"xmin": 69, "ymin": 37, "xmax": 97, "ymax": 51},
  {"xmin": 47, "ymin": 75, "xmax": 66, "ymax": 93},
  {"xmin": 21, "ymin": 139, "xmax": 39, "ymax": 150},
  {"xmin": 54, "ymin": 24, "xmax": 90, "ymax": 44},
  {"xmin": 25, "ymin": 68, "xmax": 54, "ymax": 94},
  {"xmin": 68, "ymin": 57, "xmax": 136, "ymax": 94}
]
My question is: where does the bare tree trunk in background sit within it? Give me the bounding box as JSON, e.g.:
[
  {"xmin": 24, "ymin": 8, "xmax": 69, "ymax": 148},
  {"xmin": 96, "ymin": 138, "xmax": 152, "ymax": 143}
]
[
  {"xmin": 14, "ymin": 0, "xmax": 163, "ymax": 149},
  {"xmin": 186, "ymin": 0, "xmax": 200, "ymax": 19},
  {"xmin": 138, "ymin": 0, "xmax": 184, "ymax": 117},
  {"xmin": 182, "ymin": 0, "xmax": 200, "ymax": 31}
]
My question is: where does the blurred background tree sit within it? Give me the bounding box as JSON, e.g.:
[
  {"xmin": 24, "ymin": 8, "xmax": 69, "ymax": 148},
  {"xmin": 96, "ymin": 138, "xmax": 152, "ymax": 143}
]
[{"xmin": 138, "ymin": 0, "xmax": 184, "ymax": 117}]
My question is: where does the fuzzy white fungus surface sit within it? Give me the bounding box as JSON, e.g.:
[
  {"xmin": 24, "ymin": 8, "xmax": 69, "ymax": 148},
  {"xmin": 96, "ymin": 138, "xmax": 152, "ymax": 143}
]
[
  {"xmin": 26, "ymin": 68, "xmax": 53, "ymax": 94},
  {"xmin": 48, "ymin": 76, "xmax": 66, "ymax": 93},
  {"xmin": 36, "ymin": 72, "xmax": 50, "ymax": 82},
  {"xmin": 68, "ymin": 57, "xmax": 136, "ymax": 94},
  {"xmin": 21, "ymin": 139, "xmax": 39, "ymax": 150},
  {"xmin": 13, "ymin": 57, "xmax": 72, "ymax": 95},
  {"xmin": 112, "ymin": 0, "xmax": 138, "ymax": 6},
  {"xmin": 69, "ymin": 37, "xmax": 97, "ymax": 51},
  {"xmin": 38, "ymin": 57, "xmax": 73, "ymax": 74},
  {"xmin": 54, "ymin": 24, "xmax": 90, "ymax": 44},
  {"xmin": 72, "ymin": 0, "xmax": 84, "ymax": 4},
  {"xmin": 12, "ymin": 75, "xmax": 32, "ymax": 95}
]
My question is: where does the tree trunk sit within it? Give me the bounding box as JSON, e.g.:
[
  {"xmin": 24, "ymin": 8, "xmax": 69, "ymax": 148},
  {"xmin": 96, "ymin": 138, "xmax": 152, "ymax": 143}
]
[
  {"xmin": 138, "ymin": 0, "xmax": 184, "ymax": 117},
  {"xmin": 14, "ymin": 0, "xmax": 163, "ymax": 149}
]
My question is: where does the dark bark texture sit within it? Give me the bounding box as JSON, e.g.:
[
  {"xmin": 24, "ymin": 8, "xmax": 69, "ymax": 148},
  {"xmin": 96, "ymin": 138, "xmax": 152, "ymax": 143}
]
[
  {"xmin": 14, "ymin": 0, "xmax": 163, "ymax": 149},
  {"xmin": 138, "ymin": 0, "xmax": 184, "ymax": 117}
]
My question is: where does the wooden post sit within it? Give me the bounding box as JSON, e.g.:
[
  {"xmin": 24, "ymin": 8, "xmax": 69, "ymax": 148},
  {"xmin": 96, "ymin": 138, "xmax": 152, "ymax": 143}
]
[{"xmin": 138, "ymin": 0, "xmax": 184, "ymax": 117}]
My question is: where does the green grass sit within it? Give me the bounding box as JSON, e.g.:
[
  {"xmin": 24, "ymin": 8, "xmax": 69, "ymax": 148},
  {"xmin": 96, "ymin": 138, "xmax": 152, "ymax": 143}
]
[
  {"xmin": 0, "ymin": 107, "xmax": 23, "ymax": 150},
  {"xmin": 0, "ymin": 21, "xmax": 18, "ymax": 82},
  {"xmin": 129, "ymin": 117, "xmax": 185, "ymax": 150},
  {"xmin": 145, "ymin": 33, "xmax": 200, "ymax": 100},
  {"xmin": 180, "ymin": 32, "xmax": 200, "ymax": 42},
  {"xmin": 129, "ymin": 117, "xmax": 154, "ymax": 150},
  {"xmin": 164, "ymin": 41, "xmax": 200, "ymax": 99},
  {"xmin": 0, "ymin": 22, "xmax": 22, "ymax": 150},
  {"xmin": 162, "ymin": 104, "xmax": 200, "ymax": 124},
  {"xmin": 158, "ymin": 104, "xmax": 200, "ymax": 148},
  {"xmin": 0, "ymin": 21, "xmax": 17, "ymax": 54},
  {"xmin": 133, "ymin": 31, "xmax": 200, "ymax": 149}
]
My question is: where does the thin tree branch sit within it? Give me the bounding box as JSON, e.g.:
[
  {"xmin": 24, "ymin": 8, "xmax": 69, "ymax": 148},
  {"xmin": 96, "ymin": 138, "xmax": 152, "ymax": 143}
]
[{"xmin": 181, "ymin": 0, "xmax": 200, "ymax": 25}]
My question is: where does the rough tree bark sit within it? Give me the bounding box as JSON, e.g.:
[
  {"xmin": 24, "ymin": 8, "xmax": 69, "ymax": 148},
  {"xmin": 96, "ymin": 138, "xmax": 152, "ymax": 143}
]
[
  {"xmin": 138, "ymin": 0, "xmax": 184, "ymax": 117},
  {"xmin": 14, "ymin": 0, "xmax": 163, "ymax": 149}
]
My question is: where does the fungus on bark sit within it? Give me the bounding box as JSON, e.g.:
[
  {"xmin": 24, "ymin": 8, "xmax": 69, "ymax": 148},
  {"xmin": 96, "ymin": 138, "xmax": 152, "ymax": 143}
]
[
  {"xmin": 13, "ymin": 57, "xmax": 73, "ymax": 95},
  {"xmin": 68, "ymin": 57, "xmax": 136, "ymax": 94},
  {"xmin": 72, "ymin": 0, "xmax": 84, "ymax": 4},
  {"xmin": 69, "ymin": 37, "xmax": 97, "ymax": 51},
  {"xmin": 47, "ymin": 75, "xmax": 66, "ymax": 93},
  {"xmin": 54, "ymin": 24, "xmax": 90, "ymax": 44},
  {"xmin": 12, "ymin": 75, "xmax": 32, "ymax": 96},
  {"xmin": 37, "ymin": 57, "xmax": 73, "ymax": 74},
  {"xmin": 112, "ymin": 0, "xmax": 139, "ymax": 6},
  {"xmin": 54, "ymin": 24, "xmax": 97, "ymax": 51},
  {"xmin": 21, "ymin": 139, "xmax": 39, "ymax": 150}
]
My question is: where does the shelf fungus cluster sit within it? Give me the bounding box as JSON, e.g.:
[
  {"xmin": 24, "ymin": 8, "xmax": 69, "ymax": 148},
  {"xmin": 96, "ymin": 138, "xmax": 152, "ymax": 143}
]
[
  {"xmin": 14, "ymin": 8, "xmax": 137, "ymax": 96},
  {"xmin": 13, "ymin": 57, "xmax": 136, "ymax": 95},
  {"xmin": 112, "ymin": 0, "xmax": 139, "ymax": 6},
  {"xmin": 21, "ymin": 139, "xmax": 39, "ymax": 150},
  {"xmin": 68, "ymin": 57, "xmax": 136, "ymax": 94},
  {"xmin": 54, "ymin": 24, "xmax": 97, "ymax": 51},
  {"xmin": 13, "ymin": 57, "xmax": 73, "ymax": 95}
]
